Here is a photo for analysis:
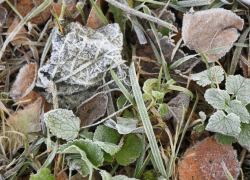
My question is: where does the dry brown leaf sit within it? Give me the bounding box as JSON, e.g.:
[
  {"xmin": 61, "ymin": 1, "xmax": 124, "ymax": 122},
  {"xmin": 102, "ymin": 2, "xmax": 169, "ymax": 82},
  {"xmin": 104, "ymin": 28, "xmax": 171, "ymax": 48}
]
[
  {"xmin": 0, "ymin": 5, "xmax": 8, "ymax": 26},
  {"xmin": 179, "ymin": 136, "xmax": 240, "ymax": 180},
  {"xmin": 87, "ymin": 0, "xmax": 106, "ymax": 30},
  {"xmin": 7, "ymin": 16, "xmax": 29, "ymax": 47},
  {"xmin": 16, "ymin": 0, "xmax": 51, "ymax": 25},
  {"xmin": 75, "ymin": 92, "xmax": 108, "ymax": 127},
  {"xmin": 182, "ymin": 8, "xmax": 244, "ymax": 62},
  {"xmin": 51, "ymin": 0, "xmax": 78, "ymax": 18},
  {"xmin": 56, "ymin": 171, "xmax": 68, "ymax": 180},
  {"xmin": 4, "ymin": 98, "xmax": 42, "ymax": 154},
  {"xmin": 10, "ymin": 63, "xmax": 37, "ymax": 100}
]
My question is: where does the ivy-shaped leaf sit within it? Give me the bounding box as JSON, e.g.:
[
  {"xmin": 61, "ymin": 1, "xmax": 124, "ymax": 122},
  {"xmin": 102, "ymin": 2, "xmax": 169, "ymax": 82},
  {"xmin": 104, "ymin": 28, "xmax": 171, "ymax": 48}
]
[
  {"xmin": 93, "ymin": 125, "xmax": 121, "ymax": 144},
  {"xmin": 114, "ymin": 134, "xmax": 142, "ymax": 165},
  {"xmin": 30, "ymin": 168, "xmax": 55, "ymax": 180},
  {"xmin": 142, "ymin": 78, "xmax": 158, "ymax": 94},
  {"xmin": 226, "ymin": 75, "xmax": 250, "ymax": 105},
  {"xmin": 225, "ymin": 100, "xmax": 250, "ymax": 123},
  {"xmin": 215, "ymin": 133, "xmax": 236, "ymax": 145},
  {"xmin": 237, "ymin": 123, "xmax": 250, "ymax": 152},
  {"xmin": 204, "ymin": 89, "xmax": 230, "ymax": 109},
  {"xmin": 152, "ymin": 90, "xmax": 165, "ymax": 99},
  {"xmin": 57, "ymin": 139, "xmax": 104, "ymax": 167},
  {"xmin": 44, "ymin": 109, "xmax": 80, "ymax": 140},
  {"xmin": 205, "ymin": 110, "xmax": 241, "ymax": 137},
  {"xmin": 190, "ymin": 66, "xmax": 224, "ymax": 87}
]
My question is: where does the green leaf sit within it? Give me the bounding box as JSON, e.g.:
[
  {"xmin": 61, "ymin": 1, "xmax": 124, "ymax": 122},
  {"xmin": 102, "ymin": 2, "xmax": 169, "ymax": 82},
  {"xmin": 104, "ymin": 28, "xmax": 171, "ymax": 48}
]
[
  {"xmin": 67, "ymin": 158, "xmax": 90, "ymax": 177},
  {"xmin": 115, "ymin": 134, "xmax": 142, "ymax": 165},
  {"xmin": 194, "ymin": 124, "xmax": 205, "ymax": 133},
  {"xmin": 205, "ymin": 110, "xmax": 241, "ymax": 136},
  {"xmin": 89, "ymin": 0, "xmax": 109, "ymax": 25},
  {"xmin": 94, "ymin": 141, "xmax": 120, "ymax": 156},
  {"xmin": 113, "ymin": 175, "xmax": 139, "ymax": 180},
  {"xmin": 57, "ymin": 139, "xmax": 104, "ymax": 167},
  {"xmin": 199, "ymin": 111, "xmax": 206, "ymax": 122},
  {"xmin": 100, "ymin": 170, "xmax": 112, "ymax": 180},
  {"xmin": 142, "ymin": 93, "xmax": 153, "ymax": 102},
  {"xmin": 237, "ymin": 123, "xmax": 250, "ymax": 151},
  {"xmin": 93, "ymin": 125, "xmax": 120, "ymax": 144},
  {"xmin": 158, "ymin": 103, "xmax": 168, "ymax": 117},
  {"xmin": 143, "ymin": 78, "xmax": 158, "ymax": 94},
  {"xmin": 215, "ymin": 133, "xmax": 236, "ymax": 145},
  {"xmin": 104, "ymin": 118, "xmax": 145, "ymax": 134},
  {"xmin": 44, "ymin": 109, "xmax": 80, "ymax": 140},
  {"xmin": 152, "ymin": 91, "xmax": 165, "ymax": 99},
  {"xmin": 117, "ymin": 94, "xmax": 127, "ymax": 109},
  {"xmin": 109, "ymin": 1, "xmax": 125, "ymax": 34},
  {"xmin": 190, "ymin": 66, "xmax": 224, "ymax": 87},
  {"xmin": 204, "ymin": 89, "xmax": 230, "ymax": 109},
  {"xmin": 226, "ymin": 75, "xmax": 250, "ymax": 105},
  {"xmin": 225, "ymin": 100, "xmax": 250, "ymax": 123},
  {"xmin": 30, "ymin": 168, "xmax": 55, "ymax": 180},
  {"xmin": 79, "ymin": 131, "xmax": 94, "ymax": 140}
]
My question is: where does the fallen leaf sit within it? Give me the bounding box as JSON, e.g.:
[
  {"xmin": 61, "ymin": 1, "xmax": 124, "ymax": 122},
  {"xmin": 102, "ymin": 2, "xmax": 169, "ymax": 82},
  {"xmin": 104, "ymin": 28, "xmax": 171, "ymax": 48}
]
[
  {"xmin": 56, "ymin": 171, "xmax": 68, "ymax": 180},
  {"xmin": 182, "ymin": 8, "xmax": 244, "ymax": 62},
  {"xmin": 179, "ymin": 136, "xmax": 240, "ymax": 180},
  {"xmin": 51, "ymin": 0, "xmax": 78, "ymax": 18},
  {"xmin": 87, "ymin": 0, "xmax": 106, "ymax": 30},
  {"xmin": 4, "ymin": 98, "xmax": 42, "ymax": 154},
  {"xmin": 75, "ymin": 92, "xmax": 108, "ymax": 127},
  {"xmin": 0, "ymin": 5, "xmax": 8, "ymax": 26},
  {"xmin": 7, "ymin": 16, "xmax": 30, "ymax": 47},
  {"xmin": 16, "ymin": 0, "xmax": 51, "ymax": 24},
  {"xmin": 10, "ymin": 63, "xmax": 37, "ymax": 100}
]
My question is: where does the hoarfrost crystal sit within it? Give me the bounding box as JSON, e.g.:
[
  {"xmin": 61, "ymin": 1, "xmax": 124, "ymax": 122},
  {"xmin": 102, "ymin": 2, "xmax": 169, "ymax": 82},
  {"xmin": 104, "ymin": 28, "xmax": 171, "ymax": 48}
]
[{"xmin": 37, "ymin": 22, "xmax": 130, "ymax": 109}]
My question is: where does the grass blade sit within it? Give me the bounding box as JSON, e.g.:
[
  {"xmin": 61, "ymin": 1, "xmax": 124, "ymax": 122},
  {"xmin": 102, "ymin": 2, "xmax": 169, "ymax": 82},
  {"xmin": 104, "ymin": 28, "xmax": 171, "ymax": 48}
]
[{"xmin": 89, "ymin": 0, "xmax": 109, "ymax": 25}]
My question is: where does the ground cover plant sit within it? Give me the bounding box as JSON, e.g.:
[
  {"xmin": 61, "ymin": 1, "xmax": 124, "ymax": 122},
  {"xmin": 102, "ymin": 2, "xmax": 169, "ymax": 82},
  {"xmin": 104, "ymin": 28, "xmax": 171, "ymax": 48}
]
[{"xmin": 1, "ymin": 0, "xmax": 250, "ymax": 179}]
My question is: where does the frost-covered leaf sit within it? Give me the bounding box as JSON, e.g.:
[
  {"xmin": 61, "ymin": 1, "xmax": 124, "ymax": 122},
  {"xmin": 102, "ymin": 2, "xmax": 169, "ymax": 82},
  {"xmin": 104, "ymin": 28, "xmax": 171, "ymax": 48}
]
[
  {"xmin": 215, "ymin": 133, "xmax": 236, "ymax": 146},
  {"xmin": 199, "ymin": 111, "xmax": 206, "ymax": 122},
  {"xmin": 94, "ymin": 141, "xmax": 120, "ymax": 156},
  {"xmin": 194, "ymin": 124, "xmax": 205, "ymax": 134},
  {"xmin": 158, "ymin": 103, "xmax": 168, "ymax": 117},
  {"xmin": 100, "ymin": 171, "xmax": 139, "ymax": 180},
  {"xmin": 57, "ymin": 139, "xmax": 104, "ymax": 167},
  {"xmin": 182, "ymin": 8, "xmax": 243, "ymax": 62},
  {"xmin": 204, "ymin": 89, "xmax": 230, "ymax": 110},
  {"xmin": 79, "ymin": 131, "xmax": 94, "ymax": 140},
  {"xmin": 225, "ymin": 100, "xmax": 250, "ymax": 123},
  {"xmin": 114, "ymin": 134, "xmax": 142, "ymax": 165},
  {"xmin": 112, "ymin": 175, "xmax": 139, "ymax": 180},
  {"xmin": 93, "ymin": 125, "xmax": 121, "ymax": 144},
  {"xmin": 117, "ymin": 94, "xmax": 127, "ymax": 109},
  {"xmin": 190, "ymin": 66, "xmax": 224, "ymax": 87},
  {"xmin": 100, "ymin": 170, "xmax": 112, "ymax": 180},
  {"xmin": 142, "ymin": 93, "xmax": 153, "ymax": 102},
  {"xmin": 104, "ymin": 118, "xmax": 145, "ymax": 134},
  {"xmin": 37, "ymin": 22, "xmax": 129, "ymax": 109},
  {"xmin": 30, "ymin": 168, "xmax": 55, "ymax": 180},
  {"xmin": 67, "ymin": 158, "xmax": 90, "ymax": 177},
  {"xmin": 75, "ymin": 92, "xmax": 108, "ymax": 127},
  {"xmin": 206, "ymin": 110, "xmax": 241, "ymax": 137},
  {"xmin": 44, "ymin": 109, "xmax": 80, "ymax": 140},
  {"xmin": 226, "ymin": 75, "xmax": 250, "ymax": 105},
  {"xmin": 152, "ymin": 91, "xmax": 165, "ymax": 99},
  {"xmin": 237, "ymin": 123, "xmax": 250, "ymax": 151},
  {"xmin": 142, "ymin": 78, "xmax": 158, "ymax": 94}
]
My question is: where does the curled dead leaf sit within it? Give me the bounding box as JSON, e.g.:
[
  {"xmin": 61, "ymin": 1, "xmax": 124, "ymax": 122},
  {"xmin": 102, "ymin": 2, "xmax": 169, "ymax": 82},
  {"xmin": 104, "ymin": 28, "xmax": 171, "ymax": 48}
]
[
  {"xmin": 0, "ymin": 6, "xmax": 8, "ymax": 26},
  {"xmin": 75, "ymin": 92, "xmax": 108, "ymax": 127},
  {"xmin": 182, "ymin": 8, "xmax": 244, "ymax": 62},
  {"xmin": 179, "ymin": 136, "xmax": 240, "ymax": 180}
]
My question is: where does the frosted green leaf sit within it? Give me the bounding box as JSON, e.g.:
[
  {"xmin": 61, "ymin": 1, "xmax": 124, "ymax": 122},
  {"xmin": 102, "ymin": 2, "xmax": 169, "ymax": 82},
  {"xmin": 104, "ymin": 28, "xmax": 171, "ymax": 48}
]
[
  {"xmin": 93, "ymin": 125, "xmax": 121, "ymax": 144},
  {"xmin": 237, "ymin": 123, "xmax": 250, "ymax": 151},
  {"xmin": 152, "ymin": 91, "xmax": 165, "ymax": 99},
  {"xmin": 67, "ymin": 159, "xmax": 90, "ymax": 177},
  {"xmin": 194, "ymin": 124, "xmax": 205, "ymax": 133},
  {"xmin": 226, "ymin": 75, "xmax": 250, "ymax": 105},
  {"xmin": 94, "ymin": 141, "xmax": 120, "ymax": 156},
  {"xmin": 44, "ymin": 109, "xmax": 80, "ymax": 140},
  {"xmin": 142, "ymin": 93, "xmax": 153, "ymax": 102},
  {"xmin": 113, "ymin": 175, "xmax": 139, "ymax": 180},
  {"xmin": 114, "ymin": 134, "xmax": 142, "ymax": 165},
  {"xmin": 205, "ymin": 110, "xmax": 241, "ymax": 136},
  {"xmin": 104, "ymin": 118, "xmax": 145, "ymax": 134},
  {"xmin": 117, "ymin": 94, "xmax": 127, "ymax": 109},
  {"xmin": 225, "ymin": 100, "xmax": 250, "ymax": 123},
  {"xmin": 158, "ymin": 103, "xmax": 168, "ymax": 117},
  {"xmin": 199, "ymin": 111, "xmax": 206, "ymax": 122},
  {"xmin": 190, "ymin": 66, "xmax": 224, "ymax": 87},
  {"xmin": 79, "ymin": 131, "xmax": 94, "ymax": 140},
  {"xmin": 57, "ymin": 139, "xmax": 104, "ymax": 167},
  {"xmin": 30, "ymin": 168, "xmax": 55, "ymax": 180},
  {"xmin": 142, "ymin": 78, "xmax": 158, "ymax": 94},
  {"xmin": 100, "ymin": 170, "xmax": 112, "ymax": 180},
  {"xmin": 215, "ymin": 133, "xmax": 236, "ymax": 145},
  {"xmin": 204, "ymin": 89, "xmax": 230, "ymax": 109},
  {"xmin": 100, "ymin": 171, "xmax": 139, "ymax": 180}
]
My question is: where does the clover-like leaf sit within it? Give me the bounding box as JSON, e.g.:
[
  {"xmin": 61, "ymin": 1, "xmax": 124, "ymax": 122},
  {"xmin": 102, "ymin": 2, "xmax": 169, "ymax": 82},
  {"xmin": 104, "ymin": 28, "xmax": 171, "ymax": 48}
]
[
  {"xmin": 152, "ymin": 91, "xmax": 165, "ymax": 99},
  {"xmin": 182, "ymin": 8, "xmax": 243, "ymax": 62},
  {"xmin": 58, "ymin": 139, "xmax": 104, "ymax": 167},
  {"xmin": 237, "ymin": 123, "xmax": 250, "ymax": 151},
  {"xmin": 114, "ymin": 134, "xmax": 142, "ymax": 165},
  {"xmin": 226, "ymin": 75, "xmax": 250, "ymax": 105},
  {"xmin": 204, "ymin": 89, "xmax": 230, "ymax": 110},
  {"xmin": 215, "ymin": 133, "xmax": 236, "ymax": 146},
  {"xmin": 190, "ymin": 66, "xmax": 224, "ymax": 87},
  {"xmin": 30, "ymin": 168, "xmax": 55, "ymax": 180},
  {"xmin": 206, "ymin": 110, "xmax": 241, "ymax": 137},
  {"xmin": 44, "ymin": 109, "xmax": 80, "ymax": 140},
  {"xmin": 158, "ymin": 103, "xmax": 168, "ymax": 117},
  {"xmin": 225, "ymin": 100, "xmax": 250, "ymax": 123},
  {"xmin": 93, "ymin": 125, "xmax": 121, "ymax": 144},
  {"xmin": 142, "ymin": 78, "xmax": 158, "ymax": 94}
]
